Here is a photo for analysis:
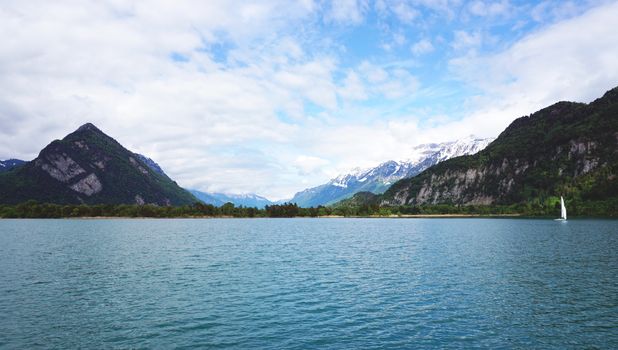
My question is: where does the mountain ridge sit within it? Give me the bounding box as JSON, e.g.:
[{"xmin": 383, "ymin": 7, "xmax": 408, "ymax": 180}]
[
  {"xmin": 342, "ymin": 86, "xmax": 618, "ymax": 209},
  {"xmin": 111, "ymin": 153, "xmax": 277, "ymax": 208},
  {"xmin": 289, "ymin": 136, "xmax": 494, "ymax": 207},
  {"xmin": 0, "ymin": 159, "xmax": 26, "ymax": 173},
  {"xmin": 0, "ymin": 123, "xmax": 197, "ymax": 205},
  {"xmin": 189, "ymin": 189, "xmax": 275, "ymax": 208}
]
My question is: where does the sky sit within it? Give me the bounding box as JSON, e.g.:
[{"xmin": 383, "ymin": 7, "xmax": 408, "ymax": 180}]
[{"xmin": 1, "ymin": 0, "xmax": 618, "ymax": 200}]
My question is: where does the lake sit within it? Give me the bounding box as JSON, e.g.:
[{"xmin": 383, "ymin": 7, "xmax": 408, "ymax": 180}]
[{"xmin": 0, "ymin": 218, "xmax": 617, "ymax": 349}]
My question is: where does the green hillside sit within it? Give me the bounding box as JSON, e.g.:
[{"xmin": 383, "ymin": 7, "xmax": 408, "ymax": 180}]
[{"xmin": 342, "ymin": 86, "xmax": 618, "ymax": 216}]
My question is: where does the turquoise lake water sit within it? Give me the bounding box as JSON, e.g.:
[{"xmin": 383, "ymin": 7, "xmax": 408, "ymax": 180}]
[{"xmin": 0, "ymin": 218, "xmax": 617, "ymax": 349}]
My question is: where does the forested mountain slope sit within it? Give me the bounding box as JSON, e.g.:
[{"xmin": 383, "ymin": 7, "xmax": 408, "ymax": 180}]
[
  {"xmin": 0, "ymin": 123, "xmax": 197, "ymax": 205},
  {"xmin": 374, "ymin": 87, "xmax": 618, "ymax": 208}
]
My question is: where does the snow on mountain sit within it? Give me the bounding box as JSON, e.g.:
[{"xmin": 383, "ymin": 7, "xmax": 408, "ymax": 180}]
[
  {"xmin": 430, "ymin": 135, "xmax": 493, "ymax": 163},
  {"xmin": 189, "ymin": 190, "xmax": 274, "ymax": 208},
  {"xmin": 130, "ymin": 153, "xmax": 275, "ymax": 208},
  {"xmin": 124, "ymin": 136, "xmax": 493, "ymax": 209},
  {"xmin": 0, "ymin": 159, "xmax": 26, "ymax": 173},
  {"xmin": 289, "ymin": 136, "xmax": 495, "ymax": 207},
  {"xmin": 130, "ymin": 154, "xmax": 270, "ymax": 207}
]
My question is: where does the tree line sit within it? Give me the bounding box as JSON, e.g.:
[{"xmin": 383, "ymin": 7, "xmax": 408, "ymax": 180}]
[
  {"xmin": 0, "ymin": 198, "xmax": 615, "ymax": 218},
  {"xmin": 0, "ymin": 201, "xmax": 329, "ymax": 218}
]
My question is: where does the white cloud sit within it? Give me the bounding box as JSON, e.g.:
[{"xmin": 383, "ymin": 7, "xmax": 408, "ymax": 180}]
[
  {"xmin": 451, "ymin": 30, "xmax": 482, "ymax": 50},
  {"xmin": 376, "ymin": 0, "xmax": 463, "ymax": 23},
  {"xmin": 446, "ymin": 0, "xmax": 618, "ymax": 139},
  {"xmin": 339, "ymin": 71, "xmax": 368, "ymax": 101},
  {"xmin": 0, "ymin": 0, "xmax": 322, "ymax": 198},
  {"xmin": 411, "ymin": 38, "xmax": 434, "ymax": 55},
  {"xmin": 393, "ymin": 32, "xmax": 407, "ymax": 46},
  {"xmin": 0, "ymin": 0, "xmax": 615, "ymax": 201},
  {"xmin": 355, "ymin": 61, "xmax": 420, "ymax": 99},
  {"xmin": 391, "ymin": 1, "xmax": 420, "ymax": 22},
  {"xmin": 377, "ymin": 69, "xmax": 420, "ymax": 99},
  {"xmin": 359, "ymin": 61, "xmax": 389, "ymax": 83},
  {"xmin": 530, "ymin": 0, "xmax": 591, "ymax": 23},
  {"xmin": 325, "ymin": 0, "xmax": 368, "ymax": 24},
  {"xmin": 411, "ymin": 0, "xmax": 463, "ymax": 19},
  {"xmin": 274, "ymin": 58, "xmax": 339, "ymax": 109},
  {"xmin": 293, "ymin": 155, "xmax": 330, "ymax": 175},
  {"xmin": 467, "ymin": 0, "xmax": 510, "ymax": 17},
  {"xmin": 303, "ymin": 0, "xmax": 618, "ymax": 188}
]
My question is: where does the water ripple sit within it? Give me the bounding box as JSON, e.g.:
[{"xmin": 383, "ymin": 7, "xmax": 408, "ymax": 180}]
[{"xmin": 0, "ymin": 218, "xmax": 617, "ymax": 349}]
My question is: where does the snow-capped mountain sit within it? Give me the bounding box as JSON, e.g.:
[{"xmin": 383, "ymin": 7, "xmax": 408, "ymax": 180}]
[
  {"xmin": 0, "ymin": 159, "xmax": 26, "ymax": 173},
  {"xmin": 189, "ymin": 190, "xmax": 274, "ymax": 208},
  {"xmin": 289, "ymin": 136, "xmax": 494, "ymax": 207},
  {"xmin": 423, "ymin": 135, "xmax": 494, "ymax": 163}
]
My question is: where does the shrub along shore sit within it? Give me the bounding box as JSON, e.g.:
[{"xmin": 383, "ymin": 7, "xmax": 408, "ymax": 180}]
[{"xmin": 0, "ymin": 199, "xmax": 616, "ymax": 218}]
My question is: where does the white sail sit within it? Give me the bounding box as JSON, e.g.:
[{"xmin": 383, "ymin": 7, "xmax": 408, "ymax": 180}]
[{"xmin": 560, "ymin": 196, "xmax": 567, "ymax": 220}]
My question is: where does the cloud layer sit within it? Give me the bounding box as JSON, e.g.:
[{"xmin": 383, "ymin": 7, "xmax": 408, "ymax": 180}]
[{"xmin": 1, "ymin": 0, "xmax": 617, "ymax": 200}]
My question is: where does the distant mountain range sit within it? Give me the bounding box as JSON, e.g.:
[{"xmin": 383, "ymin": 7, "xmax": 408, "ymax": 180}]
[
  {"xmin": 0, "ymin": 123, "xmax": 197, "ymax": 205},
  {"xmin": 0, "ymin": 126, "xmax": 278, "ymax": 208},
  {"xmin": 343, "ymin": 86, "xmax": 618, "ymax": 208},
  {"xmin": 3, "ymin": 86, "xmax": 615, "ymax": 209},
  {"xmin": 288, "ymin": 136, "xmax": 493, "ymax": 207},
  {"xmin": 0, "ymin": 159, "xmax": 26, "ymax": 173},
  {"xmin": 113, "ymin": 156, "xmax": 275, "ymax": 208},
  {"xmin": 189, "ymin": 190, "xmax": 274, "ymax": 208}
]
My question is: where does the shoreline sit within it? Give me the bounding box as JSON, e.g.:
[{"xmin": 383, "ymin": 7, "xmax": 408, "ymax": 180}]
[{"xmin": 1, "ymin": 213, "xmax": 530, "ymax": 220}]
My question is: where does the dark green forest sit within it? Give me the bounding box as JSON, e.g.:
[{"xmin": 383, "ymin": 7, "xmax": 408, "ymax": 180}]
[
  {"xmin": 381, "ymin": 88, "xmax": 618, "ymax": 207},
  {"xmin": 1, "ymin": 197, "xmax": 615, "ymax": 218}
]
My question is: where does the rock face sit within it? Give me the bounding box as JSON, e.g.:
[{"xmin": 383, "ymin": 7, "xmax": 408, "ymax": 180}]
[
  {"xmin": 69, "ymin": 173, "xmax": 103, "ymax": 196},
  {"xmin": 0, "ymin": 123, "xmax": 197, "ymax": 205},
  {"xmin": 289, "ymin": 136, "xmax": 493, "ymax": 207},
  {"xmin": 379, "ymin": 87, "xmax": 618, "ymax": 206},
  {"xmin": 37, "ymin": 153, "xmax": 86, "ymax": 182}
]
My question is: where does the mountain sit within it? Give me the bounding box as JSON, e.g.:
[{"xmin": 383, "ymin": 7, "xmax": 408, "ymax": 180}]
[
  {"xmin": 365, "ymin": 86, "xmax": 618, "ymax": 207},
  {"xmin": 189, "ymin": 189, "xmax": 274, "ymax": 208},
  {"xmin": 128, "ymin": 156, "xmax": 275, "ymax": 208},
  {"xmin": 126, "ymin": 158, "xmax": 269, "ymax": 208},
  {"xmin": 0, "ymin": 159, "xmax": 26, "ymax": 173},
  {"xmin": 134, "ymin": 153, "xmax": 168, "ymax": 178},
  {"xmin": 0, "ymin": 123, "xmax": 198, "ymax": 205},
  {"xmin": 189, "ymin": 190, "xmax": 226, "ymax": 206},
  {"xmin": 289, "ymin": 136, "xmax": 493, "ymax": 207}
]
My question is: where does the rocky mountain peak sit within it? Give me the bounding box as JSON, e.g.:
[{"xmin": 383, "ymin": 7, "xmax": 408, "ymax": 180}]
[
  {"xmin": 75, "ymin": 122, "xmax": 102, "ymax": 134},
  {"xmin": 289, "ymin": 135, "xmax": 495, "ymax": 207},
  {"xmin": 0, "ymin": 124, "xmax": 197, "ymax": 206},
  {"xmin": 378, "ymin": 86, "xmax": 618, "ymax": 207}
]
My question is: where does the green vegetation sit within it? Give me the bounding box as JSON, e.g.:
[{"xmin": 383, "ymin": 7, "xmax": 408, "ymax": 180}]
[
  {"xmin": 333, "ymin": 195, "xmax": 618, "ymax": 217},
  {"xmin": 0, "ymin": 123, "xmax": 197, "ymax": 205},
  {"xmin": 374, "ymin": 86, "xmax": 618, "ymax": 208},
  {"xmin": 2, "ymin": 87, "xmax": 618, "ymax": 213},
  {"xmin": 2, "ymin": 197, "xmax": 616, "ymax": 218},
  {"xmin": 0, "ymin": 201, "xmax": 318, "ymax": 218}
]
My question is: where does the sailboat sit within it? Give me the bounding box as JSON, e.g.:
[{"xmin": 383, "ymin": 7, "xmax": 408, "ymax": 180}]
[{"xmin": 555, "ymin": 196, "xmax": 567, "ymax": 221}]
